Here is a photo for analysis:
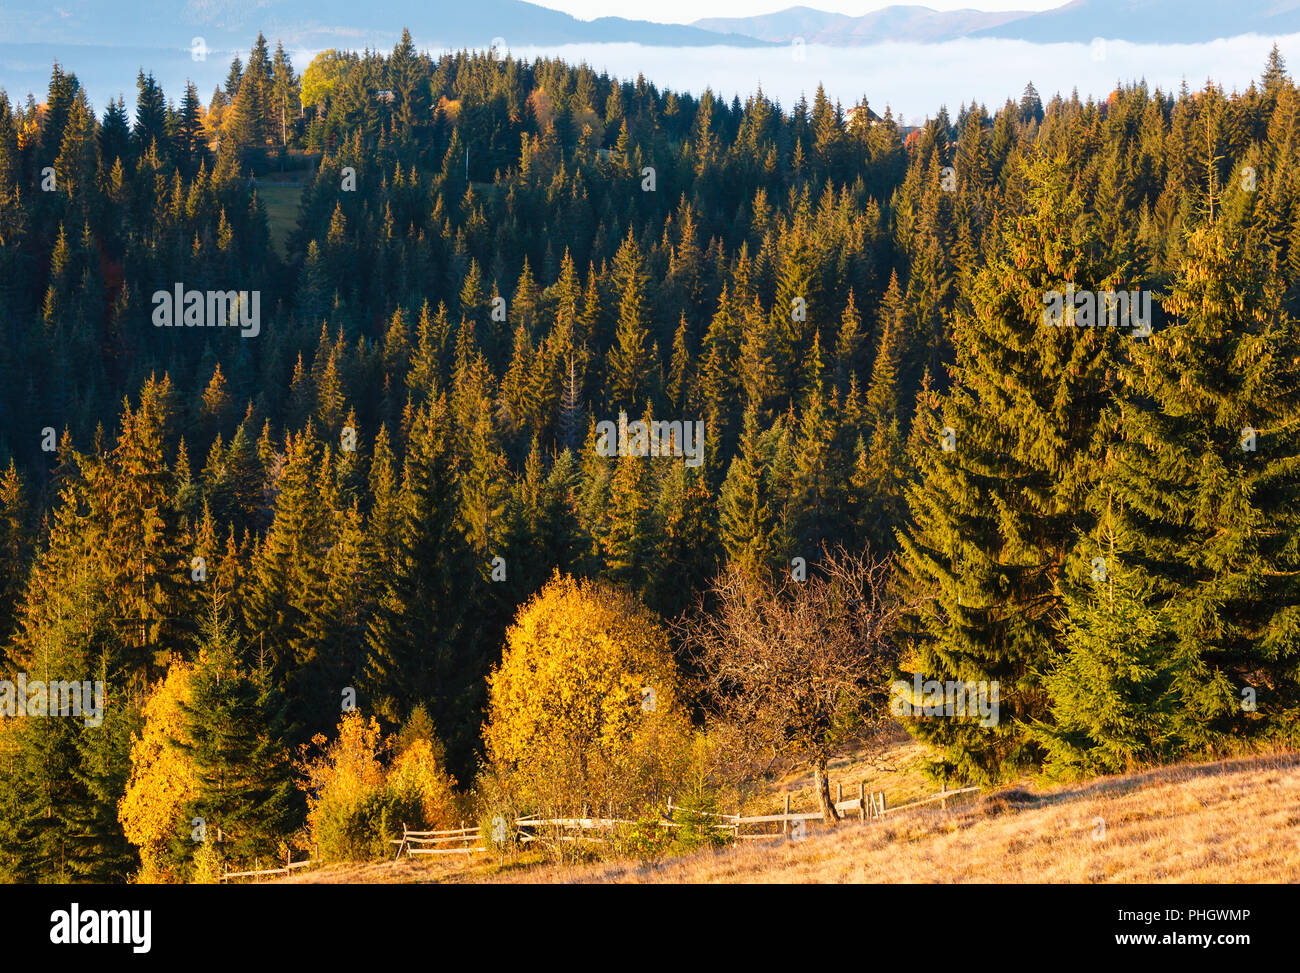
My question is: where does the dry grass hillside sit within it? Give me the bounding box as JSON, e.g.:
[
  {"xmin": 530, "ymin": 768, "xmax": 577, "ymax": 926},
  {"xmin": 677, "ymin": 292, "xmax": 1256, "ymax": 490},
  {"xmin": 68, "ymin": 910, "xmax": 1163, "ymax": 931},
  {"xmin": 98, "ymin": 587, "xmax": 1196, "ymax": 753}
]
[{"xmin": 283, "ymin": 751, "xmax": 1300, "ymax": 884}]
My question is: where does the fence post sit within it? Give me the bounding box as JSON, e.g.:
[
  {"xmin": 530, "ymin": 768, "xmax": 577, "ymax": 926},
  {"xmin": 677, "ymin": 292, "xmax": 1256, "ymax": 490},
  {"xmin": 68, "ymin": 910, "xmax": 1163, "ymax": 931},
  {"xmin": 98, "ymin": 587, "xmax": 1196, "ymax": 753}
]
[
  {"xmin": 941, "ymin": 781, "xmax": 947, "ymax": 811},
  {"xmin": 837, "ymin": 782, "xmax": 843, "ymax": 808},
  {"xmin": 783, "ymin": 793, "xmax": 790, "ymax": 836},
  {"xmin": 859, "ymin": 781, "xmax": 866, "ymax": 821}
]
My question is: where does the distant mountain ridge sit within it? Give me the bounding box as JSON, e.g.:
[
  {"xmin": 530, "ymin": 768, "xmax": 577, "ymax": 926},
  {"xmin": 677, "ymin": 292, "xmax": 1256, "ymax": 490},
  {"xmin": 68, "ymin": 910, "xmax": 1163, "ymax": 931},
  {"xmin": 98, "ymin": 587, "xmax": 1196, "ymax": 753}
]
[
  {"xmin": 970, "ymin": 0, "xmax": 1300, "ymax": 44},
  {"xmin": 693, "ymin": 5, "xmax": 1027, "ymax": 45},
  {"xmin": 3, "ymin": 0, "xmax": 1298, "ymax": 57},
  {"xmin": 694, "ymin": 0, "xmax": 1300, "ymax": 45},
  {"xmin": 0, "ymin": 0, "xmax": 771, "ymax": 52}
]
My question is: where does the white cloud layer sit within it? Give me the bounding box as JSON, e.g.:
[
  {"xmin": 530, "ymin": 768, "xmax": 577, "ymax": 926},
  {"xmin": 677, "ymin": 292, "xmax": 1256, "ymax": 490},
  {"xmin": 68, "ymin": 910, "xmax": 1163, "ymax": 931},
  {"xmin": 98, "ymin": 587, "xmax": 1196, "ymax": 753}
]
[
  {"xmin": 485, "ymin": 33, "xmax": 1300, "ymax": 120},
  {"xmin": 530, "ymin": 0, "xmax": 1058, "ymax": 24}
]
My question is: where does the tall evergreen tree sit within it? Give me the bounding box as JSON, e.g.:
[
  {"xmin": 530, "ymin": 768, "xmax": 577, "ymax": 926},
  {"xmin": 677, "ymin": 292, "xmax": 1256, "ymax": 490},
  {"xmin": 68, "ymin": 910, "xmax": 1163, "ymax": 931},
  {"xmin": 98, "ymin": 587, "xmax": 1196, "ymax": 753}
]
[
  {"xmin": 896, "ymin": 155, "xmax": 1132, "ymax": 782},
  {"xmin": 175, "ymin": 598, "xmax": 299, "ymax": 871}
]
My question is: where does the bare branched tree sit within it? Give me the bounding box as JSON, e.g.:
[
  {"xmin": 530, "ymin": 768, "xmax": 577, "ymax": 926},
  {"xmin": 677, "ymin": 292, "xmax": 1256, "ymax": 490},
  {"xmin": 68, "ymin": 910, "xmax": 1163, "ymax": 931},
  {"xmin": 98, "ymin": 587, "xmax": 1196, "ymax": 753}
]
[{"xmin": 683, "ymin": 548, "xmax": 906, "ymax": 824}]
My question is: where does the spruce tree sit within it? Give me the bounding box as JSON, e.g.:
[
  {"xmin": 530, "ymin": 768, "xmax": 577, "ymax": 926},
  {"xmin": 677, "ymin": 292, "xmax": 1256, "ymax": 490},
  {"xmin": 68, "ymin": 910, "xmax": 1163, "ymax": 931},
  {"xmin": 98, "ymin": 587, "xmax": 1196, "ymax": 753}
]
[
  {"xmin": 176, "ymin": 598, "xmax": 299, "ymax": 872},
  {"xmin": 363, "ymin": 399, "xmax": 474, "ymax": 768},
  {"xmin": 1101, "ymin": 216, "xmax": 1300, "ymax": 741},
  {"xmin": 1034, "ymin": 508, "xmax": 1188, "ymax": 778},
  {"xmin": 896, "ymin": 155, "xmax": 1131, "ymax": 782},
  {"xmin": 720, "ymin": 407, "xmax": 778, "ymax": 580}
]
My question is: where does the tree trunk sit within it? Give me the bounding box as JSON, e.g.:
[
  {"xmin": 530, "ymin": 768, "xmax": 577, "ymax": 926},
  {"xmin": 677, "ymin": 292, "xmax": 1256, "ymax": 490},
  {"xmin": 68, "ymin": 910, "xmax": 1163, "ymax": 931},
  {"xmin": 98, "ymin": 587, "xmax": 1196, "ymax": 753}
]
[{"xmin": 814, "ymin": 756, "xmax": 839, "ymax": 825}]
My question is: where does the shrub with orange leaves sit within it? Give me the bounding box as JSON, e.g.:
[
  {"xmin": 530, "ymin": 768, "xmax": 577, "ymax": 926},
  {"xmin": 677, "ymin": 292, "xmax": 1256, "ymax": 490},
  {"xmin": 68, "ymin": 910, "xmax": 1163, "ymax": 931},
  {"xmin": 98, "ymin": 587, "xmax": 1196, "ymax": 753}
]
[
  {"xmin": 389, "ymin": 738, "xmax": 458, "ymax": 829},
  {"xmin": 298, "ymin": 710, "xmax": 458, "ymax": 862}
]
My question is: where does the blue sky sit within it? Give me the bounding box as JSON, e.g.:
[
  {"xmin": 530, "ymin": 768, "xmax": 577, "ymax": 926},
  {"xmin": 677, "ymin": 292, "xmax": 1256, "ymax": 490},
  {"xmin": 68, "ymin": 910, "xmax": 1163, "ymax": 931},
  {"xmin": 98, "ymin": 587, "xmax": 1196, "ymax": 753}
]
[{"xmin": 529, "ymin": 0, "xmax": 1062, "ymax": 23}]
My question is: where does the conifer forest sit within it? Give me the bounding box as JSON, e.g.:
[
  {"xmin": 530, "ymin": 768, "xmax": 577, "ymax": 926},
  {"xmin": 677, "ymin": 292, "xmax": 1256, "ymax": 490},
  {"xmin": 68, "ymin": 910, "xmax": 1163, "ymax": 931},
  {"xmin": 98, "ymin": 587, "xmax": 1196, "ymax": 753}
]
[{"xmin": 1, "ymin": 19, "xmax": 1299, "ymax": 896}]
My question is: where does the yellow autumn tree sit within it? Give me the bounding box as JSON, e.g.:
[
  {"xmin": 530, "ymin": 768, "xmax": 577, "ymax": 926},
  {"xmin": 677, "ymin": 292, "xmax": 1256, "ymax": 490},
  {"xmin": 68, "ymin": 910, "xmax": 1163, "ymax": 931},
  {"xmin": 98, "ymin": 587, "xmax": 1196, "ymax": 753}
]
[
  {"xmin": 483, "ymin": 573, "xmax": 691, "ymax": 815},
  {"xmin": 299, "ymin": 50, "xmax": 348, "ymax": 110},
  {"xmin": 119, "ymin": 660, "xmax": 199, "ymax": 882}
]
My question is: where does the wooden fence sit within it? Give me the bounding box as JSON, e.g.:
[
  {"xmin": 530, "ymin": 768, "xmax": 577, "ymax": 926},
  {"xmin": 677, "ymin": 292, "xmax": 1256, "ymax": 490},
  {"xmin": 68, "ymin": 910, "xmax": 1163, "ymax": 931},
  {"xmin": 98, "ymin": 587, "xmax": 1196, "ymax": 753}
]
[
  {"xmin": 391, "ymin": 823, "xmax": 484, "ymax": 858},
  {"xmin": 674, "ymin": 781, "xmax": 979, "ymax": 840},
  {"xmin": 386, "ymin": 781, "xmax": 981, "ymax": 860},
  {"xmin": 220, "ymin": 846, "xmax": 319, "ymax": 883}
]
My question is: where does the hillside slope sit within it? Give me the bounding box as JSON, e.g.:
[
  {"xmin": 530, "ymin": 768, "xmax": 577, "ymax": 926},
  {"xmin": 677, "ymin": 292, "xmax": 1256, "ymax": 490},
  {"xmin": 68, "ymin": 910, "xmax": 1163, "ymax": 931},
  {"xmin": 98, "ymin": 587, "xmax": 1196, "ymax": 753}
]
[
  {"xmin": 502, "ymin": 754, "xmax": 1300, "ymax": 883},
  {"xmin": 287, "ymin": 754, "xmax": 1300, "ymax": 883}
]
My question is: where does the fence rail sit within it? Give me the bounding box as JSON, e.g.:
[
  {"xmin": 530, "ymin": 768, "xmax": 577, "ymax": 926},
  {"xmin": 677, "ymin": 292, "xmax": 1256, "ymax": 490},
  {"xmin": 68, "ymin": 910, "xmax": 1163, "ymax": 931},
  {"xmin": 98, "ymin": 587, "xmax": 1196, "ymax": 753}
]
[
  {"xmin": 391, "ymin": 822, "xmax": 483, "ymax": 858},
  {"xmin": 384, "ymin": 779, "xmax": 982, "ymax": 861},
  {"xmin": 219, "ymin": 778, "xmax": 984, "ymax": 877},
  {"xmin": 881, "ymin": 786, "xmax": 979, "ymax": 815},
  {"xmin": 220, "ymin": 847, "xmax": 319, "ymax": 883}
]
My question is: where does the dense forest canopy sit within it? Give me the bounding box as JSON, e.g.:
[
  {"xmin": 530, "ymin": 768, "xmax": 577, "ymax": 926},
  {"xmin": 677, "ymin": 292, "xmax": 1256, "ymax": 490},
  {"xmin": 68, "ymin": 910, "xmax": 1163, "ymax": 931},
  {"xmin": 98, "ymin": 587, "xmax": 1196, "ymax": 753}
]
[{"xmin": 1, "ymin": 27, "xmax": 1299, "ymax": 881}]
